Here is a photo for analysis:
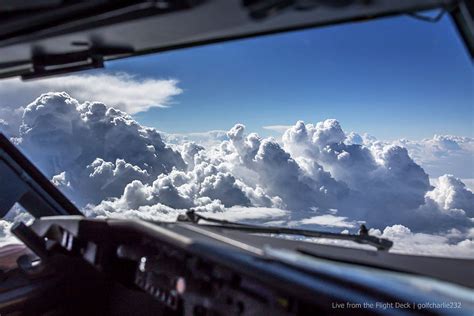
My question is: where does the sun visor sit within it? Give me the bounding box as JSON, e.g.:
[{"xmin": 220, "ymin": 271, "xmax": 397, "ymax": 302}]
[{"xmin": 0, "ymin": 0, "xmax": 468, "ymax": 80}]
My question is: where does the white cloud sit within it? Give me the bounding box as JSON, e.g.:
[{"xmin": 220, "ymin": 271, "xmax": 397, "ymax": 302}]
[
  {"xmin": 262, "ymin": 125, "xmax": 293, "ymax": 133},
  {"xmin": 0, "ymin": 220, "xmax": 13, "ymax": 242},
  {"xmin": 16, "ymin": 92, "xmax": 185, "ymax": 205},
  {"xmin": 426, "ymin": 174, "xmax": 473, "ymax": 216},
  {"xmin": 281, "ymin": 120, "xmax": 433, "ymax": 227},
  {"xmin": 1, "ymin": 93, "xmax": 473, "ymax": 259},
  {"xmin": 459, "ymin": 178, "xmax": 474, "ymax": 191},
  {"xmin": 297, "ymin": 224, "xmax": 474, "ymax": 258},
  {"xmin": 199, "ymin": 206, "xmax": 289, "ymax": 223},
  {"xmin": 376, "ymin": 134, "xmax": 473, "ymax": 179},
  {"xmin": 342, "ymin": 131, "xmax": 474, "ymax": 180},
  {"xmin": 299, "ymin": 214, "xmax": 357, "ymax": 228},
  {"xmin": 0, "ymin": 204, "xmax": 33, "ymax": 247},
  {"xmin": 82, "ymin": 120, "xmax": 473, "ymax": 236},
  {"xmin": 372, "ymin": 225, "xmax": 474, "ymax": 258},
  {"xmin": 0, "ymin": 73, "xmax": 182, "ymax": 137},
  {"xmin": 162, "ymin": 130, "xmax": 228, "ymax": 148},
  {"xmin": 163, "ymin": 127, "xmax": 474, "ymax": 185}
]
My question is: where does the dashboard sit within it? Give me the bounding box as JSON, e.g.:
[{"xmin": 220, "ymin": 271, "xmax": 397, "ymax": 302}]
[{"xmin": 0, "ymin": 216, "xmax": 472, "ymax": 315}]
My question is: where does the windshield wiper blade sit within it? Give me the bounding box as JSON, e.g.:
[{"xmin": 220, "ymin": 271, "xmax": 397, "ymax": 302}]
[{"xmin": 177, "ymin": 210, "xmax": 393, "ymax": 251}]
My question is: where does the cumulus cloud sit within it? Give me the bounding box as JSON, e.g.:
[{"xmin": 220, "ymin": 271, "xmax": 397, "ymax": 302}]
[
  {"xmin": 281, "ymin": 120, "xmax": 435, "ymax": 227},
  {"xmin": 426, "ymin": 175, "xmax": 474, "ymax": 215},
  {"xmin": 0, "ymin": 73, "xmax": 182, "ymax": 137},
  {"xmin": 17, "ymin": 92, "xmax": 185, "ymax": 205},
  {"xmin": 371, "ymin": 225, "xmax": 474, "ymax": 258},
  {"xmin": 353, "ymin": 133, "xmax": 474, "ymax": 180},
  {"xmin": 1, "ymin": 93, "xmax": 473, "ymax": 258},
  {"xmin": 83, "ymin": 119, "xmax": 472, "ymax": 236}
]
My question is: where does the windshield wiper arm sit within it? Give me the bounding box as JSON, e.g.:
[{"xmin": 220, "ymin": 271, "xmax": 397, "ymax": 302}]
[{"xmin": 177, "ymin": 210, "xmax": 393, "ymax": 251}]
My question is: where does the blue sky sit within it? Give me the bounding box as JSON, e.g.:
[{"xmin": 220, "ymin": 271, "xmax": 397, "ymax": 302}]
[{"xmin": 104, "ymin": 11, "xmax": 473, "ymax": 140}]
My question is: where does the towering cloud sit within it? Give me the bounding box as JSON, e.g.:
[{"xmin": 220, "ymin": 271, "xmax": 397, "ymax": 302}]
[{"xmin": 17, "ymin": 92, "xmax": 185, "ymax": 205}]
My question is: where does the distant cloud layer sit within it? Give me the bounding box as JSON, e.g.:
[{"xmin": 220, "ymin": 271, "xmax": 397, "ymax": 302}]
[
  {"xmin": 395, "ymin": 135, "xmax": 474, "ymax": 179},
  {"xmin": 262, "ymin": 125, "xmax": 293, "ymax": 133},
  {"xmin": 1, "ymin": 91, "xmax": 473, "ymax": 258}
]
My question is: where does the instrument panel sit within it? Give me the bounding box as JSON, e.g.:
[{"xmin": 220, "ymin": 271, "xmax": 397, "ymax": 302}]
[{"xmin": 8, "ymin": 216, "xmax": 472, "ymax": 316}]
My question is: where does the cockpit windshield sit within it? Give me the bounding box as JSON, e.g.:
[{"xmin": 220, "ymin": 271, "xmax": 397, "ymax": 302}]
[{"xmin": 0, "ymin": 11, "xmax": 472, "ymax": 258}]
